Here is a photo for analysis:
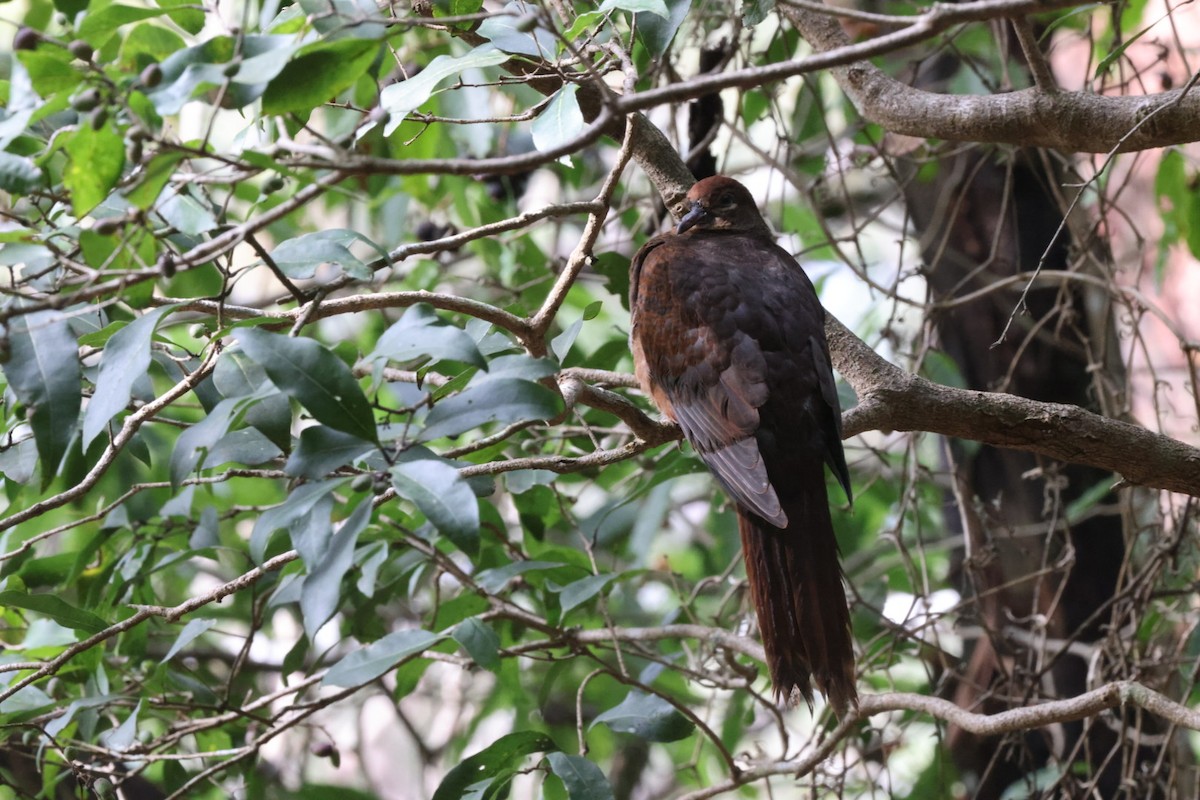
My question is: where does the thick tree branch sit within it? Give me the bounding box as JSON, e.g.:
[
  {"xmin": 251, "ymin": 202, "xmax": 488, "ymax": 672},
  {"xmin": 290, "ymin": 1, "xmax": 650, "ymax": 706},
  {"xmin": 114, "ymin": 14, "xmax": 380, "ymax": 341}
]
[
  {"xmin": 779, "ymin": 3, "xmax": 1200, "ymax": 153},
  {"xmin": 825, "ymin": 316, "xmax": 1200, "ymax": 496}
]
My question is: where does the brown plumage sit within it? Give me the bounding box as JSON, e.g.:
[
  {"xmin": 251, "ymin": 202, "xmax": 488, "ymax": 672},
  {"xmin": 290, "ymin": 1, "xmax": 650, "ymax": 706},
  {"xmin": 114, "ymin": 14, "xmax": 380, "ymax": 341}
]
[{"xmin": 629, "ymin": 176, "xmax": 856, "ymax": 713}]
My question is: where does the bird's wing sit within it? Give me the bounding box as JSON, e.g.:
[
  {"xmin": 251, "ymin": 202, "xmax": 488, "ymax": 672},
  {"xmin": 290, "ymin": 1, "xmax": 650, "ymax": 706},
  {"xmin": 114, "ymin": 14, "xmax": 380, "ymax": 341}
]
[
  {"xmin": 809, "ymin": 335, "xmax": 853, "ymax": 503},
  {"xmin": 670, "ymin": 360, "xmax": 786, "ymax": 527}
]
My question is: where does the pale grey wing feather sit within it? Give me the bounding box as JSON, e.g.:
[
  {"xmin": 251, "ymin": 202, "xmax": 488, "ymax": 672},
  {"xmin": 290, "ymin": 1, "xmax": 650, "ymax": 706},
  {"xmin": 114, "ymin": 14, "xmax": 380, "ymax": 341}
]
[{"xmin": 669, "ymin": 379, "xmax": 786, "ymax": 528}]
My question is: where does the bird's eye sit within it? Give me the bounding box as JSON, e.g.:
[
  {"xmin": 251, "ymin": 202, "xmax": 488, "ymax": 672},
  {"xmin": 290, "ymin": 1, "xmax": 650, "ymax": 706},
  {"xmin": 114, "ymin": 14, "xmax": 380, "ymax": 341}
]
[{"xmin": 719, "ymin": 192, "xmax": 736, "ymax": 207}]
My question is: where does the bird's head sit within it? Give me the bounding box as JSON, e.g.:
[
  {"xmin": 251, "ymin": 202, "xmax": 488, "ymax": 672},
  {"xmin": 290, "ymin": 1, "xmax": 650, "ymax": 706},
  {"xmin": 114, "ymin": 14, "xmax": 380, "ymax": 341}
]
[{"xmin": 675, "ymin": 176, "xmax": 769, "ymax": 235}]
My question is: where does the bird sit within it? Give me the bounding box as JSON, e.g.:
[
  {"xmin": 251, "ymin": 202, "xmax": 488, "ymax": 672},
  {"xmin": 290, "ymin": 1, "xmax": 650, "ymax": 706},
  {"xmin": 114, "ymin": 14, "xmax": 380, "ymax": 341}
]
[{"xmin": 628, "ymin": 175, "xmax": 856, "ymax": 713}]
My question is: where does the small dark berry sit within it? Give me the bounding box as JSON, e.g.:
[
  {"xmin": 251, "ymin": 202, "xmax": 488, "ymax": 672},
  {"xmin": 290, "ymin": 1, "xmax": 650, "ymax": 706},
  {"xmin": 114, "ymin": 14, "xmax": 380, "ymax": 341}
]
[
  {"xmin": 90, "ymin": 106, "xmax": 108, "ymax": 130},
  {"xmin": 139, "ymin": 62, "xmax": 162, "ymax": 88},
  {"xmin": 158, "ymin": 252, "xmax": 177, "ymax": 278},
  {"xmin": 70, "ymin": 87, "xmax": 101, "ymax": 113},
  {"xmin": 13, "ymin": 27, "xmax": 41, "ymax": 51},
  {"xmin": 414, "ymin": 220, "xmax": 440, "ymax": 241},
  {"xmin": 67, "ymin": 39, "xmax": 93, "ymax": 61}
]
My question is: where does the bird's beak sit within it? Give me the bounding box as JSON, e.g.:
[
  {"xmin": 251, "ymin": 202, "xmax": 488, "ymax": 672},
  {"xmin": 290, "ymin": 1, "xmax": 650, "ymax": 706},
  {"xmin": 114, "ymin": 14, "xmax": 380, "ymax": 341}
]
[{"xmin": 676, "ymin": 201, "xmax": 710, "ymax": 234}]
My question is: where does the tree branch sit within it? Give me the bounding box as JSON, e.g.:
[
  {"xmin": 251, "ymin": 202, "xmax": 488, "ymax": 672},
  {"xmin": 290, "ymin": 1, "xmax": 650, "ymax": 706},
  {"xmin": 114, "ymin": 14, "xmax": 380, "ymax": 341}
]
[
  {"xmin": 778, "ymin": 3, "xmax": 1200, "ymax": 153},
  {"xmin": 674, "ymin": 681, "xmax": 1200, "ymax": 799},
  {"xmin": 826, "ymin": 316, "xmax": 1200, "ymax": 496}
]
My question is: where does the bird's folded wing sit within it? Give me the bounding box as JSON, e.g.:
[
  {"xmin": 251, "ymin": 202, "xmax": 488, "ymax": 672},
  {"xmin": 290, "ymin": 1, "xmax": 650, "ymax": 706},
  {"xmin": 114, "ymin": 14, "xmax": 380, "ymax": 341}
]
[
  {"xmin": 808, "ymin": 335, "xmax": 853, "ymax": 503},
  {"xmin": 668, "ymin": 362, "xmax": 786, "ymax": 528}
]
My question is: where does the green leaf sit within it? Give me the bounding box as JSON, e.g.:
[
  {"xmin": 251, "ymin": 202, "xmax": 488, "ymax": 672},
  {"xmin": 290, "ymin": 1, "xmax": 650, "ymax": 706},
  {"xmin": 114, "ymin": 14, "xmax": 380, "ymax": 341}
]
[
  {"xmin": 390, "ymin": 460, "xmax": 480, "ymax": 554},
  {"xmin": 159, "ymin": 0, "xmax": 206, "ymax": 33},
  {"xmin": 475, "ymin": 560, "xmax": 565, "ymax": 594},
  {"xmin": 322, "ymin": 629, "xmax": 443, "ymax": 687},
  {"xmin": 205, "ymin": 427, "xmax": 283, "ymax": 468},
  {"xmin": 564, "ymin": 11, "xmax": 606, "ymax": 42},
  {"xmin": 741, "ymin": 0, "xmax": 774, "ymax": 25},
  {"xmin": 269, "ymin": 229, "xmax": 383, "ymax": 281},
  {"xmin": 82, "ymin": 305, "xmax": 175, "ymax": 448},
  {"xmin": 436, "ymin": 0, "xmax": 485, "ymax": 14},
  {"xmin": 168, "ymin": 396, "xmax": 240, "ymax": 487},
  {"xmin": 251, "ymin": 479, "xmax": 344, "ymax": 562},
  {"xmin": 214, "ymin": 346, "xmax": 271, "ymax": 398},
  {"xmin": 551, "ymin": 317, "xmax": 584, "ymax": 362},
  {"xmin": 100, "ymin": 700, "xmax": 141, "ymax": 751},
  {"xmin": 591, "ymin": 691, "xmax": 694, "ymax": 742},
  {"xmin": 553, "ymin": 573, "xmax": 617, "ymax": 615},
  {"xmin": 78, "ymin": 5, "xmax": 177, "ymax": 46},
  {"xmin": 287, "ymin": 493, "xmax": 335, "ymax": 569},
  {"xmin": 547, "ymin": 753, "xmax": 615, "ymax": 800},
  {"xmin": 148, "ymin": 35, "xmax": 296, "ymax": 116},
  {"xmin": 468, "ymin": 353, "xmax": 557, "ymax": 383},
  {"xmin": 477, "ymin": 4, "xmax": 557, "ymax": 56},
  {"xmin": 213, "ymin": 350, "xmax": 294, "ymax": 449},
  {"xmin": 380, "ymin": 44, "xmax": 511, "ymax": 136},
  {"xmin": 0, "ymin": 590, "xmax": 107, "ymax": 634},
  {"xmin": 369, "ymin": 304, "xmax": 485, "ymax": 369},
  {"xmin": 1157, "ymin": 150, "xmax": 1188, "ymax": 256},
  {"xmin": 740, "ymin": 89, "xmax": 769, "ymax": 128},
  {"xmin": 452, "ymin": 618, "xmax": 500, "ymax": 671},
  {"xmin": 125, "ymin": 152, "xmax": 186, "ymax": 210},
  {"xmin": 16, "ymin": 50, "xmax": 82, "ymax": 96},
  {"xmin": 45, "ymin": 695, "xmax": 118, "ymax": 737},
  {"xmin": 118, "ymin": 23, "xmax": 186, "ymax": 71},
  {"xmin": 63, "ymin": 125, "xmax": 126, "ymax": 216},
  {"xmin": 0, "ymin": 153, "xmax": 43, "ymax": 195},
  {"xmin": 285, "ymin": 425, "xmax": 375, "ymax": 479},
  {"xmin": 420, "ymin": 377, "xmax": 560, "ymax": 441},
  {"xmin": 0, "ymin": 682, "xmax": 54, "ymax": 715},
  {"xmin": 53, "ymin": 0, "xmax": 88, "ymax": 18},
  {"xmin": 2, "ymin": 310, "xmax": 81, "ymax": 485},
  {"xmin": 157, "ymin": 190, "xmax": 218, "ymax": 236},
  {"xmin": 236, "ymin": 328, "xmax": 379, "ymax": 445},
  {"xmin": 431, "ymin": 732, "xmax": 560, "ymax": 800},
  {"xmin": 635, "ymin": 0, "xmax": 691, "ymax": 57},
  {"xmin": 531, "ymin": 84, "xmax": 584, "ymax": 160},
  {"xmin": 301, "ymin": 497, "xmax": 372, "ymax": 640},
  {"xmin": 355, "ymin": 542, "xmax": 388, "ymax": 598},
  {"xmin": 263, "ymin": 38, "xmax": 381, "ymax": 115},
  {"xmin": 592, "ymin": 252, "xmax": 631, "ymax": 311},
  {"xmin": 160, "ymin": 618, "xmax": 218, "ymax": 663},
  {"xmin": 599, "ymin": 0, "xmax": 668, "ymax": 17},
  {"xmin": 1093, "ymin": 18, "xmax": 1157, "ymax": 80}
]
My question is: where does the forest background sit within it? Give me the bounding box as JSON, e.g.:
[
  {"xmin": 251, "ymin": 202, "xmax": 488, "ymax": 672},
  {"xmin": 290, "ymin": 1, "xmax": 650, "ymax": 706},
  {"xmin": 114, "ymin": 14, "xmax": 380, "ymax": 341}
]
[{"xmin": 0, "ymin": 0, "xmax": 1199, "ymax": 797}]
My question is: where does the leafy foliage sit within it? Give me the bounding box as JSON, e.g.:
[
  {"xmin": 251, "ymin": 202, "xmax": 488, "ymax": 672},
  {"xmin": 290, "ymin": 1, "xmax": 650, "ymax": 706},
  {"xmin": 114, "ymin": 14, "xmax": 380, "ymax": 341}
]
[{"xmin": 0, "ymin": 0, "xmax": 1195, "ymax": 798}]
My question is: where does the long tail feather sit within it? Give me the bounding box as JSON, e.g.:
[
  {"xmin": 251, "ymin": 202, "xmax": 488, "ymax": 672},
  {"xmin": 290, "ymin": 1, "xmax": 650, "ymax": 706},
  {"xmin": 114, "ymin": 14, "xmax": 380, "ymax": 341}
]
[{"xmin": 738, "ymin": 489, "xmax": 856, "ymax": 714}]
